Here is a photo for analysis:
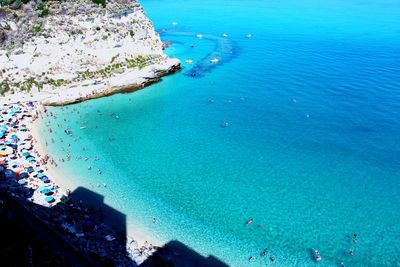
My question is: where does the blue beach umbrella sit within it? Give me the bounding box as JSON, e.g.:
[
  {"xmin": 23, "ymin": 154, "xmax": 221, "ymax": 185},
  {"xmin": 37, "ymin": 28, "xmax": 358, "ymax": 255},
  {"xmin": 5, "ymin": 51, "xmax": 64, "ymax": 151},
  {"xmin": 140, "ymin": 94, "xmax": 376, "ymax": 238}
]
[
  {"xmin": 22, "ymin": 152, "xmax": 30, "ymax": 157},
  {"xmin": 37, "ymin": 185, "xmax": 50, "ymax": 191},
  {"xmin": 27, "ymin": 157, "xmax": 36, "ymax": 163},
  {"xmin": 45, "ymin": 196, "xmax": 55, "ymax": 203},
  {"xmin": 18, "ymin": 179, "xmax": 28, "ymax": 185},
  {"xmin": 42, "ymin": 177, "xmax": 50, "ymax": 183},
  {"xmin": 40, "ymin": 188, "xmax": 52, "ymax": 194},
  {"xmin": 27, "ymin": 167, "xmax": 34, "ymax": 173},
  {"xmin": 19, "ymin": 172, "xmax": 29, "ymax": 179},
  {"xmin": 11, "ymin": 135, "xmax": 18, "ymax": 140},
  {"xmin": 37, "ymin": 173, "xmax": 45, "ymax": 178}
]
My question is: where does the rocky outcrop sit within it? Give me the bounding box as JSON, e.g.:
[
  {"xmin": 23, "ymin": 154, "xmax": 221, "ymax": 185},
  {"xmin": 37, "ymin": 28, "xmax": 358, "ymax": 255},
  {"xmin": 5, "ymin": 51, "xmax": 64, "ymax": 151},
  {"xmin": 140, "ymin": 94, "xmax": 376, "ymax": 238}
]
[{"xmin": 0, "ymin": 0, "xmax": 180, "ymax": 103}]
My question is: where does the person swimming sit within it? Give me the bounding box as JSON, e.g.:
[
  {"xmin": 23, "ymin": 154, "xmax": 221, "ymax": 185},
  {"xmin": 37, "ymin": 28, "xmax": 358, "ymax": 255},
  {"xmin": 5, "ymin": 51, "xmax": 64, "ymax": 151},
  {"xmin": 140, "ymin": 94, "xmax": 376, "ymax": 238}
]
[
  {"xmin": 313, "ymin": 249, "xmax": 322, "ymax": 261},
  {"xmin": 260, "ymin": 248, "xmax": 268, "ymax": 257},
  {"xmin": 349, "ymin": 249, "xmax": 354, "ymax": 256},
  {"xmin": 220, "ymin": 122, "xmax": 229, "ymax": 128},
  {"xmin": 246, "ymin": 218, "xmax": 253, "ymax": 225}
]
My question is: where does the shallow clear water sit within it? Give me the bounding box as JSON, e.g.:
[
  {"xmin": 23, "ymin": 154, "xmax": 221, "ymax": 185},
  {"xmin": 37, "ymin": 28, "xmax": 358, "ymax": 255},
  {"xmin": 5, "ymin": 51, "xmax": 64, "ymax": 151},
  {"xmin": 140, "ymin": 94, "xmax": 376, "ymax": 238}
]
[{"xmin": 41, "ymin": 0, "xmax": 400, "ymax": 266}]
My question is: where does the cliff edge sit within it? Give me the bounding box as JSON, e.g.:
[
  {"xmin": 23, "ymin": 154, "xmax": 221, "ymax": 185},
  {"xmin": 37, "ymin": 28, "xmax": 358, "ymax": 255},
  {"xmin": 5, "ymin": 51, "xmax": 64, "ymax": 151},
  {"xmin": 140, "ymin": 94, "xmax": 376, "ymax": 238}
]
[{"xmin": 0, "ymin": 0, "xmax": 180, "ymax": 105}]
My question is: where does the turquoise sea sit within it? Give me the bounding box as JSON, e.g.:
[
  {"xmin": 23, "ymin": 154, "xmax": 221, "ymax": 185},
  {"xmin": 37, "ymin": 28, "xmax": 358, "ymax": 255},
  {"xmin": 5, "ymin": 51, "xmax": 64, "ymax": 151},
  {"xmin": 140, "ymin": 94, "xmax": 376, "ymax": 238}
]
[{"xmin": 41, "ymin": 0, "xmax": 400, "ymax": 266}]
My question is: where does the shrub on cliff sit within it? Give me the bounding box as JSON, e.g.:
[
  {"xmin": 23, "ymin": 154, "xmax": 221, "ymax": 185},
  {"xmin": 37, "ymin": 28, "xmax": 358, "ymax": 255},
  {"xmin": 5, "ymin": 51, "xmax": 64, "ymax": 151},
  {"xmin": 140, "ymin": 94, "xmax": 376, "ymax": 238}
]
[
  {"xmin": 36, "ymin": 3, "xmax": 49, "ymax": 17},
  {"xmin": 92, "ymin": 0, "xmax": 106, "ymax": 8},
  {"xmin": 0, "ymin": 0, "xmax": 28, "ymax": 7}
]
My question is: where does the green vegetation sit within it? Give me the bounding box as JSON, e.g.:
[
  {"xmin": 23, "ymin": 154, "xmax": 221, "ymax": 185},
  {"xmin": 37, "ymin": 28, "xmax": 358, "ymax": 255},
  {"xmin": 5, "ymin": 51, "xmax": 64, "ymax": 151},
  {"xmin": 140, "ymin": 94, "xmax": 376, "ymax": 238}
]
[
  {"xmin": 49, "ymin": 79, "xmax": 68, "ymax": 87},
  {"xmin": 101, "ymin": 35, "xmax": 108, "ymax": 41},
  {"xmin": 0, "ymin": 0, "xmax": 18, "ymax": 6},
  {"xmin": 0, "ymin": 55, "xmax": 161, "ymax": 96},
  {"xmin": 92, "ymin": 0, "xmax": 106, "ymax": 8},
  {"xmin": 110, "ymin": 54, "xmax": 120, "ymax": 63},
  {"xmin": 0, "ymin": 0, "xmax": 28, "ymax": 5},
  {"xmin": 125, "ymin": 56, "xmax": 152, "ymax": 69},
  {"xmin": 37, "ymin": 3, "xmax": 49, "ymax": 17},
  {"xmin": 14, "ymin": 78, "xmax": 43, "ymax": 92},
  {"xmin": 33, "ymin": 25, "xmax": 41, "ymax": 33},
  {"xmin": 0, "ymin": 81, "xmax": 12, "ymax": 96}
]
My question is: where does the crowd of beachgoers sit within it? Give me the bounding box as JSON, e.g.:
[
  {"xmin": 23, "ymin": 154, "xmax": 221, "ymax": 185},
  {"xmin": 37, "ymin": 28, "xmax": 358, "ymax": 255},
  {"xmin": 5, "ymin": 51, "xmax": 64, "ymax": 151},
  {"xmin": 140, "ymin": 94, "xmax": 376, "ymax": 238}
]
[{"xmin": 0, "ymin": 101, "xmax": 157, "ymax": 265}]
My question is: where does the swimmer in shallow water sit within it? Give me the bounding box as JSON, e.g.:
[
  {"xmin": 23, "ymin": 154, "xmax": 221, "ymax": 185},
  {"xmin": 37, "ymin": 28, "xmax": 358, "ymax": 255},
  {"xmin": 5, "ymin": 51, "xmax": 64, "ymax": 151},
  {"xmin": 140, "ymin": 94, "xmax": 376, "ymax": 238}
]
[
  {"xmin": 245, "ymin": 218, "xmax": 253, "ymax": 226},
  {"xmin": 349, "ymin": 249, "xmax": 354, "ymax": 256},
  {"xmin": 260, "ymin": 248, "xmax": 269, "ymax": 257}
]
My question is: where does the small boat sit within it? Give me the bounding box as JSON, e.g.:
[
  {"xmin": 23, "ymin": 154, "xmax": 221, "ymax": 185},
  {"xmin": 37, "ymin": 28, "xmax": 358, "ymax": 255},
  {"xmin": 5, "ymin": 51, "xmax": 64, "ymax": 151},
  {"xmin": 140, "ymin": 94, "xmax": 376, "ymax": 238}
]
[
  {"xmin": 185, "ymin": 59, "xmax": 193, "ymax": 64},
  {"xmin": 196, "ymin": 34, "xmax": 203, "ymax": 39},
  {"xmin": 172, "ymin": 21, "xmax": 178, "ymax": 26},
  {"xmin": 210, "ymin": 58, "xmax": 219, "ymax": 63},
  {"xmin": 80, "ymin": 126, "xmax": 86, "ymax": 129},
  {"xmin": 313, "ymin": 249, "xmax": 322, "ymax": 262},
  {"xmin": 246, "ymin": 33, "xmax": 252, "ymax": 38},
  {"xmin": 222, "ymin": 33, "xmax": 228, "ymax": 38}
]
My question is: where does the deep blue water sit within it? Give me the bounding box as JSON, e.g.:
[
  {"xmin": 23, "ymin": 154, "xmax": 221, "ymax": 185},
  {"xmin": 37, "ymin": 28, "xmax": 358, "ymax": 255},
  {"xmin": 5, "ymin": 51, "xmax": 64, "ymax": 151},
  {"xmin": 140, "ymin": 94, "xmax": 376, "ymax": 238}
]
[{"xmin": 41, "ymin": 0, "xmax": 400, "ymax": 265}]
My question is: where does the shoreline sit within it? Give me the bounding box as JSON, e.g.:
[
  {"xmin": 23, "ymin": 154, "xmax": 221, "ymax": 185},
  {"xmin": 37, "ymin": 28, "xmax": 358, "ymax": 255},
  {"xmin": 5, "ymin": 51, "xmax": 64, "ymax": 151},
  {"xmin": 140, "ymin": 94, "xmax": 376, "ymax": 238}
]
[
  {"xmin": 29, "ymin": 104, "xmax": 162, "ymax": 249},
  {"xmin": 2, "ymin": 58, "xmax": 181, "ymax": 107},
  {"xmin": 0, "ymin": 101, "xmax": 165, "ymax": 264},
  {"xmin": 0, "ymin": 0, "xmax": 179, "ymax": 264}
]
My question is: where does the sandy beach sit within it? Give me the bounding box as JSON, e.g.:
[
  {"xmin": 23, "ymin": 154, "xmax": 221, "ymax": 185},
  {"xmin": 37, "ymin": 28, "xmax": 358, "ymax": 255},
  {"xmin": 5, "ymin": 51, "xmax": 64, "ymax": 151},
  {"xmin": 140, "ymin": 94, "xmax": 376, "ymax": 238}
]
[
  {"xmin": 29, "ymin": 102, "xmax": 161, "ymax": 249},
  {"xmin": 0, "ymin": 0, "xmax": 179, "ymax": 263},
  {"xmin": 0, "ymin": 101, "xmax": 166, "ymax": 265}
]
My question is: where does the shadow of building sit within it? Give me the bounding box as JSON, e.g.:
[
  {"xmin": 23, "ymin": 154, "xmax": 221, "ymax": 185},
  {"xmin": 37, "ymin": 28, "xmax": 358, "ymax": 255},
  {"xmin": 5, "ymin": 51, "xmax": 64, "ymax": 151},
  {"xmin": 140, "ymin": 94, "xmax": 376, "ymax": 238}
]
[
  {"xmin": 140, "ymin": 240, "xmax": 229, "ymax": 267},
  {"xmin": 0, "ymin": 166, "xmax": 229, "ymax": 267}
]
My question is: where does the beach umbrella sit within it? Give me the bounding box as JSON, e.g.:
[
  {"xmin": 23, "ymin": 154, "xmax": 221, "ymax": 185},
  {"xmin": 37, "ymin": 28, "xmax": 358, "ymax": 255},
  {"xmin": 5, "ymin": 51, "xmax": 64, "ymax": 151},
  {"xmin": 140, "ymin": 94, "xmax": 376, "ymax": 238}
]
[
  {"xmin": 19, "ymin": 172, "xmax": 29, "ymax": 179},
  {"xmin": 42, "ymin": 177, "xmax": 50, "ymax": 183},
  {"xmin": 18, "ymin": 179, "xmax": 28, "ymax": 185},
  {"xmin": 11, "ymin": 135, "xmax": 18, "ymax": 140},
  {"xmin": 27, "ymin": 167, "xmax": 34, "ymax": 173},
  {"xmin": 37, "ymin": 173, "xmax": 45, "ymax": 178},
  {"xmin": 38, "ymin": 185, "xmax": 50, "ymax": 191},
  {"xmin": 9, "ymin": 161, "xmax": 20, "ymax": 168},
  {"xmin": 27, "ymin": 157, "xmax": 36, "ymax": 163},
  {"xmin": 0, "ymin": 146, "xmax": 13, "ymax": 155},
  {"xmin": 23, "ymin": 162, "xmax": 32, "ymax": 168},
  {"xmin": 40, "ymin": 188, "xmax": 52, "ymax": 195},
  {"xmin": 45, "ymin": 196, "xmax": 55, "ymax": 203}
]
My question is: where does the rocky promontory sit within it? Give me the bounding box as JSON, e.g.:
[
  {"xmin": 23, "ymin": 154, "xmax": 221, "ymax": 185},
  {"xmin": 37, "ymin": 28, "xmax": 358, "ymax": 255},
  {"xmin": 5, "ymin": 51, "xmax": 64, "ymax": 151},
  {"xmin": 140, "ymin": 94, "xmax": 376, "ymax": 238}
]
[{"xmin": 0, "ymin": 0, "xmax": 180, "ymax": 105}]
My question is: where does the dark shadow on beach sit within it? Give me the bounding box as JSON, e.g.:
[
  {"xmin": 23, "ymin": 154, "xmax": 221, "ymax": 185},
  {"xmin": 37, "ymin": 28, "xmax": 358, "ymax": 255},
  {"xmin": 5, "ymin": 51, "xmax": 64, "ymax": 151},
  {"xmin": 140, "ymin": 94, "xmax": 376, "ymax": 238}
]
[
  {"xmin": 140, "ymin": 240, "xmax": 229, "ymax": 267},
  {"xmin": 0, "ymin": 168, "xmax": 229, "ymax": 266}
]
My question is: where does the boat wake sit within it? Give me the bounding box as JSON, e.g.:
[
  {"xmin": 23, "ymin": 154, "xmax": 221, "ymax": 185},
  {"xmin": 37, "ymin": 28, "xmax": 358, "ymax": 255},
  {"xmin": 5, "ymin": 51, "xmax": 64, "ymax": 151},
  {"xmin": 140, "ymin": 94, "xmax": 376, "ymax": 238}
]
[{"xmin": 159, "ymin": 30, "xmax": 240, "ymax": 78}]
